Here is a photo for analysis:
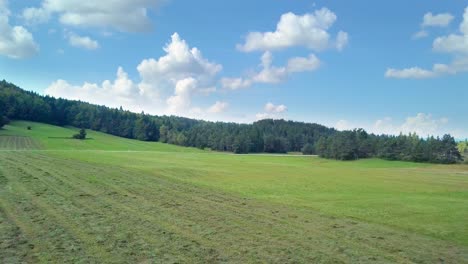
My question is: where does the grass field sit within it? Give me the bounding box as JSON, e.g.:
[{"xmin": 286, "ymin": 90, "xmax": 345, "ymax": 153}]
[
  {"xmin": 0, "ymin": 121, "xmax": 203, "ymax": 152},
  {"xmin": 1, "ymin": 121, "xmax": 468, "ymax": 263}
]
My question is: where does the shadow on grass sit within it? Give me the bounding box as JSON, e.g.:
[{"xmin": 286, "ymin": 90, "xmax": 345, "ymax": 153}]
[{"xmin": 47, "ymin": 137, "xmax": 94, "ymax": 140}]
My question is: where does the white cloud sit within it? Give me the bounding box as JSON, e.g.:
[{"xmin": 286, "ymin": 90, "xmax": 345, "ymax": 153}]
[
  {"xmin": 220, "ymin": 77, "xmax": 252, "ymax": 90},
  {"xmin": 286, "ymin": 54, "xmax": 321, "ymax": 73},
  {"xmin": 422, "ymin": 12, "xmax": 454, "ymax": 27},
  {"xmin": 0, "ymin": 1, "xmax": 39, "ymax": 59},
  {"xmin": 45, "ymin": 66, "xmax": 150, "ymax": 113},
  {"xmin": 432, "ymin": 7, "xmax": 468, "ymax": 55},
  {"xmin": 335, "ymin": 119, "xmax": 353, "ymax": 131},
  {"xmin": 237, "ymin": 8, "xmax": 347, "ymax": 52},
  {"xmin": 256, "ymin": 102, "xmax": 287, "ymax": 120},
  {"xmin": 22, "ymin": 0, "xmax": 162, "ymax": 32},
  {"xmin": 67, "ymin": 33, "xmax": 99, "ymax": 50},
  {"xmin": 387, "ymin": 7, "xmax": 468, "ymax": 79},
  {"xmin": 22, "ymin": 7, "xmax": 50, "ymax": 25},
  {"xmin": 373, "ymin": 113, "xmax": 450, "ymax": 137},
  {"xmin": 385, "ymin": 59, "xmax": 468, "ymax": 79},
  {"xmin": 198, "ymin": 86, "xmax": 216, "ymax": 95},
  {"xmin": 335, "ymin": 31, "xmax": 349, "ymax": 51},
  {"xmin": 432, "ymin": 8, "xmax": 468, "ymax": 54},
  {"xmin": 385, "ymin": 66, "xmax": 439, "ymax": 79},
  {"xmin": 252, "ymin": 51, "xmax": 288, "ymax": 84},
  {"xmin": 136, "ymin": 33, "xmax": 222, "ymax": 115},
  {"xmin": 207, "ymin": 101, "xmax": 229, "ymax": 113},
  {"xmin": 412, "ymin": 30, "xmax": 429, "ymax": 39},
  {"xmin": 264, "ymin": 102, "xmax": 287, "ymax": 113},
  {"xmin": 166, "ymin": 78, "xmax": 197, "ymax": 114},
  {"xmin": 334, "ymin": 114, "xmax": 455, "ymax": 137},
  {"xmin": 45, "ymin": 32, "xmax": 225, "ymax": 118},
  {"xmin": 137, "ymin": 33, "xmax": 222, "ymax": 87},
  {"xmin": 222, "ymin": 52, "xmax": 320, "ymax": 89}
]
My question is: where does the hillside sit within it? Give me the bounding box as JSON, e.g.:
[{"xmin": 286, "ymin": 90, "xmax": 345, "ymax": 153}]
[
  {"xmin": 0, "ymin": 80, "xmax": 463, "ymax": 163},
  {"xmin": 0, "ymin": 121, "xmax": 204, "ymax": 152}
]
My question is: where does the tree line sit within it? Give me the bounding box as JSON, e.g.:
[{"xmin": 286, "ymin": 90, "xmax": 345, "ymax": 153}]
[
  {"xmin": 316, "ymin": 129, "xmax": 462, "ymax": 164},
  {"xmin": 0, "ymin": 80, "xmax": 463, "ymax": 164}
]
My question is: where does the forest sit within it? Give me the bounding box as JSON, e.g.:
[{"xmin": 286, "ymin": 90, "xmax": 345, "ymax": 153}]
[{"xmin": 0, "ymin": 80, "xmax": 462, "ymax": 164}]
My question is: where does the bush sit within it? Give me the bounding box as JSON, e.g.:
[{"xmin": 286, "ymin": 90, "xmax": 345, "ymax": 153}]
[
  {"xmin": 73, "ymin": 128, "xmax": 87, "ymax": 140},
  {"xmin": 27, "ymin": 126, "xmax": 32, "ymax": 130}
]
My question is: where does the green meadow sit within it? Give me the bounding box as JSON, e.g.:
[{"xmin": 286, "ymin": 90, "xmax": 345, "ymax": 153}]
[{"xmin": 1, "ymin": 121, "xmax": 467, "ymax": 263}]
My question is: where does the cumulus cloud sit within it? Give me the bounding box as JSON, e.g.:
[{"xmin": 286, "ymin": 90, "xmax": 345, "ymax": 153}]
[
  {"xmin": 45, "ymin": 67, "xmax": 149, "ymax": 112},
  {"xmin": 237, "ymin": 8, "xmax": 347, "ymax": 52},
  {"xmin": 264, "ymin": 102, "xmax": 287, "ymax": 113},
  {"xmin": 136, "ymin": 33, "xmax": 222, "ymax": 115},
  {"xmin": 137, "ymin": 33, "xmax": 222, "ymax": 88},
  {"xmin": 335, "ymin": 31, "xmax": 349, "ymax": 51},
  {"xmin": 0, "ymin": 1, "xmax": 39, "ymax": 59},
  {"xmin": 256, "ymin": 102, "xmax": 287, "ymax": 120},
  {"xmin": 286, "ymin": 54, "xmax": 321, "ymax": 73},
  {"xmin": 22, "ymin": 7, "xmax": 50, "ymax": 25},
  {"xmin": 67, "ymin": 32, "xmax": 99, "ymax": 50},
  {"xmin": 166, "ymin": 78, "xmax": 197, "ymax": 114},
  {"xmin": 222, "ymin": 52, "xmax": 320, "ymax": 89},
  {"xmin": 220, "ymin": 77, "xmax": 253, "ymax": 90},
  {"xmin": 388, "ymin": 7, "xmax": 468, "ymax": 79},
  {"xmin": 385, "ymin": 67, "xmax": 434, "ymax": 79},
  {"xmin": 432, "ymin": 8, "xmax": 468, "ymax": 54},
  {"xmin": 412, "ymin": 30, "xmax": 429, "ymax": 39},
  {"xmin": 373, "ymin": 113, "xmax": 450, "ymax": 137},
  {"xmin": 422, "ymin": 12, "xmax": 454, "ymax": 27},
  {"xmin": 45, "ymin": 32, "xmax": 225, "ymax": 118},
  {"xmin": 386, "ymin": 57, "xmax": 468, "ymax": 79},
  {"xmin": 335, "ymin": 120, "xmax": 353, "ymax": 131},
  {"xmin": 22, "ymin": 0, "xmax": 162, "ymax": 32},
  {"xmin": 207, "ymin": 101, "xmax": 229, "ymax": 113},
  {"xmin": 334, "ymin": 113, "xmax": 454, "ymax": 137}
]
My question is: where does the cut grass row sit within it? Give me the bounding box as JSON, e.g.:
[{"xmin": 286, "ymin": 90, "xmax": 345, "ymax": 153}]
[
  {"xmin": 55, "ymin": 150, "xmax": 468, "ymax": 247},
  {"xmin": 0, "ymin": 135, "xmax": 42, "ymax": 150},
  {"xmin": 0, "ymin": 121, "xmax": 204, "ymax": 152},
  {"xmin": 1, "ymin": 152, "xmax": 467, "ymax": 263}
]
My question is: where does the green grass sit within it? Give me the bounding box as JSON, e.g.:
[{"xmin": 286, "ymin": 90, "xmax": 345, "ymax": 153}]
[
  {"xmin": 1, "ymin": 121, "xmax": 467, "ymax": 263},
  {"xmin": 0, "ymin": 121, "xmax": 203, "ymax": 152}
]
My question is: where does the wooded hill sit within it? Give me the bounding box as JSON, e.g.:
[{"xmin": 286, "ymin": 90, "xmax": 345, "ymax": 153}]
[{"xmin": 0, "ymin": 80, "xmax": 462, "ymax": 163}]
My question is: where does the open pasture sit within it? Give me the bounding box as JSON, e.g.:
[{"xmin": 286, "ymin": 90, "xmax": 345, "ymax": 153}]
[{"xmin": 1, "ymin": 121, "xmax": 467, "ymax": 263}]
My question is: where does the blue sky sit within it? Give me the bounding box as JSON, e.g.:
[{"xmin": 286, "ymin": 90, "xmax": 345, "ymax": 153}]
[{"xmin": 1, "ymin": 0, "xmax": 467, "ymax": 138}]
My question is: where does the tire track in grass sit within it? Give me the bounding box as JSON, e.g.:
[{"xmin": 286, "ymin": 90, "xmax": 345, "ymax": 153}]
[
  {"xmin": 2, "ymin": 153, "xmax": 349, "ymax": 262},
  {"xmin": 22, "ymin": 153, "xmax": 349, "ymax": 262},
  {"xmin": 0, "ymin": 159, "xmax": 106, "ymax": 263},
  {"xmin": 1, "ymin": 153, "xmax": 219, "ymax": 263},
  {"xmin": 0, "ymin": 160, "xmax": 98, "ymax": 263},
  {"xmin": 0, "ymin": 135, "xmax": 42, "ymax": 150},
  {"xmin": 1, "ymin": 152, "xmax": 467, "ymax": 263},
  {"xmin": 15, "ymin": 153, "xmax": 468, "ymax": 262},
  {"xmin": 46, "ymin": 152, "xmax": 465, "ymax": 263},
  {"xmin": 9, "ymin": 153, "xmax": 468, "ymax": 264}
]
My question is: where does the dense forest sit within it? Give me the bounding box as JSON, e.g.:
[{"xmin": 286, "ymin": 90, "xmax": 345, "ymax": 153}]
[{"xmin": 0, "ymin": 80, "xmax": 463, "ymax": 164}]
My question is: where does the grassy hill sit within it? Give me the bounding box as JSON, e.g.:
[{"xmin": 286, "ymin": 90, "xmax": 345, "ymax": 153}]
[
  {"xmin": 1, "ymin": 121, "xmax": 467, "ymax": 263},
  {"xmin": 0, "ymin": 121, "xmax": 204, "ymax": 152}
]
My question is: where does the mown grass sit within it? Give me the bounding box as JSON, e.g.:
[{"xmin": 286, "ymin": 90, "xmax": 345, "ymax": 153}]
[
  {"xmin": 0, "ymin": 121, "xmax": 203, "ymax": 152},
  {"xmin": 0, "ymin": 121, "xmax": 467, "ymax": 263},
  {"xmin": 60, "ymin": 151, "xmax": 468, "ymax": 247}
]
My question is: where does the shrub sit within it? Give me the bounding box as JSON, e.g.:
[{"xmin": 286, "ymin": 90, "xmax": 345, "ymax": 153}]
[{"xmin": 73, "ymin": 128, "xmax": 87, "ymax": 140}]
